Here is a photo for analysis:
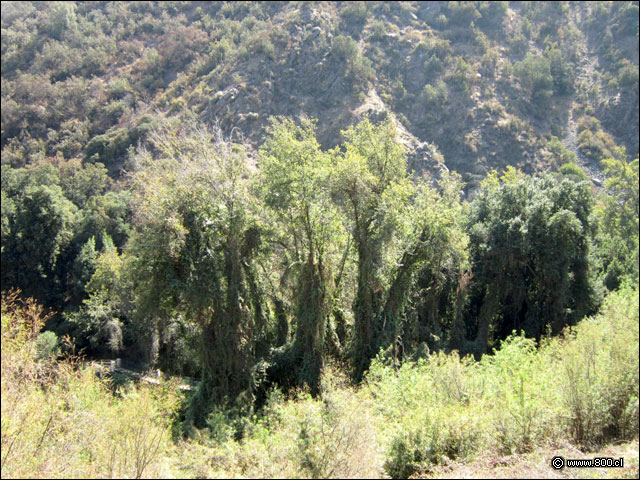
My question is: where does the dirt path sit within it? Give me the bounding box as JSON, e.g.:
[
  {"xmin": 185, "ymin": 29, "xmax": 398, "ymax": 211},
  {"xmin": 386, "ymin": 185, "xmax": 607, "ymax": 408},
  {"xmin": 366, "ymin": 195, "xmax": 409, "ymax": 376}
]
[
  {"xmin": 91, "ymin": 359, "xmax": 197, "ymax": 391},
  {"xmin": 421, "ymin": 440, "xmax": 639, "ymax": 479}
]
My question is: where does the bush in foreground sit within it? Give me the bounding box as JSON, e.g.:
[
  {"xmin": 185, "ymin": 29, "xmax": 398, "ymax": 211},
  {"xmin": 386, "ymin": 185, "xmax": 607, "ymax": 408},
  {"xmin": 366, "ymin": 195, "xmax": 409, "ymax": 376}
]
[
  {"xmin": 2, "ymin": 286, "xmax": 637, "ymax": 478},
  {"xmin": 1, "ymin": 291, "xmax": 180, "ymax": 479}
]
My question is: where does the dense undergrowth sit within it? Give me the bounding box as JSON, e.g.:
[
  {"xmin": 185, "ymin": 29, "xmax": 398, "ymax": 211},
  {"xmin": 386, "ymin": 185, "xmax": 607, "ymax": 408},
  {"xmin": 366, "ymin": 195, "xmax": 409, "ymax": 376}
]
[
  {"xmin": 2, "ymin": 285, "xmax": 637, "ymax": 478},
  {"xmin": 0, "ymin": 291, "xmax": 180, "ymax": 478},
  {"xmin": 1, "ymin": 3, "xmax": 638, "ymax": 478}
]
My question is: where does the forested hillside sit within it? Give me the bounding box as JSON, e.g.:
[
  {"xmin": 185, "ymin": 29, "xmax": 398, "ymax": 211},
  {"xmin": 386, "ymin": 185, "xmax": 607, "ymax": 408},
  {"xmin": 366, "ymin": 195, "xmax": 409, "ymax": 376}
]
[{"xmin": 1, "ymin": 2, "xmax": 638, "ymax": 479}]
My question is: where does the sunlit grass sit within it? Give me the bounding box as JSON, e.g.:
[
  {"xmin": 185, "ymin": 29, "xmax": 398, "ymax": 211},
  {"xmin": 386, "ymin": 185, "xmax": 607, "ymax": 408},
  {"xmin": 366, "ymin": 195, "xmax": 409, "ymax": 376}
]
[{"xmin": 2, "ymin": 286, "xmax": 637, "ymax": 478}]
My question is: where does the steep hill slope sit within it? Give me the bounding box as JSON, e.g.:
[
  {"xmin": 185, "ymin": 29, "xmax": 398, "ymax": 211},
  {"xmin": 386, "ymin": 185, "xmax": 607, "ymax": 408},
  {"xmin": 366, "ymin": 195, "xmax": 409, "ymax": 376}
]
[{"xmin": 2, "ymin": 1, "xmax": 638, "ymax": 188}]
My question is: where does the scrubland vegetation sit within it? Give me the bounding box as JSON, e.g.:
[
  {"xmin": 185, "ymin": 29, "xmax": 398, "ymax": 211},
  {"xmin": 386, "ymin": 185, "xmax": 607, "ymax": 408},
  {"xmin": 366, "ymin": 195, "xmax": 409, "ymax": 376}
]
[
  {"xmin": 2, "ymin": 285, "xmax": 638, "ymax": 478},
  {"xmin": 1, "ymin": 1, "xmax": 639, "ymax": 478}
]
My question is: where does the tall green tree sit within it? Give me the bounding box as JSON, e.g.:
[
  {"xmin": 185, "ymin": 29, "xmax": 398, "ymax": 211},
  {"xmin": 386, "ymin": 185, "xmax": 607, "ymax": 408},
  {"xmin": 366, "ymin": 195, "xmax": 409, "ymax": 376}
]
[
  {"xmin": 66, "ymin": 235, "xmax": 124, "ymax": 354},
  {"xmin": 70, "ymin": 236, "xmax": 98, "ymax": 302},
  {"xmin": 466, "ymin": 169, "xmax": 600, "ymax": 355},
  {"xmin": 127, "ymin": 126, "xmax": 262, "ymax": 425},
  {"xmin": 257, "ymin": 117, "xmax": 344, "ymax": 395},
  {"xmin": 1, "ymin": 182, "xmax": 77, "ymax": 306},
  {"xmin": 332, "ymin": 118, "xmax": 470, "ymax": 377},
  {"xmin": 514, "ymin": 53, "xmax": 554, "ymax": 117},
  {"xmin": 596, "ymin": 156, "xmax": 639, "ymax": 289},
  {"xmin": 332, "ymin": 118, "xmax": 415, "ymax": 380},
  {"xmin": 380, "ymin": 172, "xmax": 469, "ymax": 359}
]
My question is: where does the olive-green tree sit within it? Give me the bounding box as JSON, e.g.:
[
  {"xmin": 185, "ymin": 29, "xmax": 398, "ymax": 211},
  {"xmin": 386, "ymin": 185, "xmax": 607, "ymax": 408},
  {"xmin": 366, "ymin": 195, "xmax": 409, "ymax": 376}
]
[
  {"xmin": 126, "ymin": 126, "xmax": 262, "ymax": 426},
  {"xmin": 380, "ymin": 172, "xmax": 469, "ymax": 359},
  {"xmin": 332, "ymin": 118, "xmax": 413, "ymax": 380},
  {"xmin": 595, "ymin": 156, "xmax": 639, "ymax": 289},
  {"xmin": 66, "ymin": 235, "xmax": 124, "ymax": 354},
  {"xmin": 1, "ymin": 180, "xmax": 77, "ymax": 306},
  {"xmin": 256, "ymin": 117, "xmax": 345, "ymax": 395},
  {"xmin": 332, "ymin": 118, "xmax": 470, "ymax": 377}
]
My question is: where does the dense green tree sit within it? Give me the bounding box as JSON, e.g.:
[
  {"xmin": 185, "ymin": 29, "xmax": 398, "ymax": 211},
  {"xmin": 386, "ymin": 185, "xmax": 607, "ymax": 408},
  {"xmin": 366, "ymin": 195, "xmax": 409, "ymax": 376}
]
[
  {"xmin": 0, "ymin": 161, "xmax": 130, "ymax": 311},
  {"xmin": 379, "ymin": 172, "xmax": 469, "ymax": 360},
  {"xmin": 466, "ymin": 169, "xmax": 600, "ymax": 355},
  {"xmin": 126, "ymin": 126, "xmax": 262, "ymax": 426},
  {"xmin": 329, "ymin": 118, "xmax": 471, "ymax": 375},
  {"xmin": 545, "ymin": 44, "xmax": 574, "ymax": 95},
  {"xmin": 66, "ymin": 235, "xmax": 124, "ymax": 354},
  {"xmin": 75, "ymin": 191, "xmax": 132, "ymax": 250},
  {"xmin": 1, "ymin": 183, "xmax": 77, "ymax": 305},
  {"xmin": 257, "ymin": 117, "xmax": 345, "ymax": 395},
  {"xmin": 59, "ymin": 159, "xmax": 111, "ymax": 208},
  {"xmin": 70, "ymin": 236, "xmax": 98, "ymax": 302},
  {"xmin": 596, "ymin": 157, "xmax": 639, "ymax": 289},
  {"xmin": 0, "ymin": 4, "xmax": 638, "ymax": 444},
  {"xmin": 330, "ymin": 35, "xmax": 374, "ymax": 93},
  {"xmin": 0, "ymin": 190, "xmax": 16, "ymax": 251},
  {"xmin": 514, "ymin": 53, "xmax": 554, "ymax": 116},
  {"xmin": 559, "ymin": 162, "xmax": 588, "ymax": 181},
  {"xmin": 45, "ymin": 2, "xmax": 77, "ymax": 40},
  {"xmin": 446, "ymin": 1, "xmax": 481, "ymax": 27},
  {"xmin": 332, "ymin": 118, "xmax": 413, "ymax": 380}
]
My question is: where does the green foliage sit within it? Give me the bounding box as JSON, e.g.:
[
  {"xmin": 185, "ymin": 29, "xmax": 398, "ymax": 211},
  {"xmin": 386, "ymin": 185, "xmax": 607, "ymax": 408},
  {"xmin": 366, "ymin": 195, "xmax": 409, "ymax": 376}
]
[
  {"xmin": 369, "ymin": 19, "xmax": 387, "ymax": 42},
  {"xmin": 60, "ymin": 162, "xmax": 111, "ymax": 208},
  {"xmin": 66, "ymin": 291, "xmax": 123, "ymax": 354},
  {"xmin": 446, "ymin": 1, "xmax": 481, "ymax": 27},
  {"xmin": 127, "ymin": 125, "xmax": 261, "ymax": 425},
  {"xmin": 258, "ymin": 117, "xmax": 342, "ymax": 394},
  {"xmin": 481, "ymin": 334, "xmax": 557, "ymax": 453},
  {"xmin": 294, "ymin": 390, "xmax": 376, "ymax": 478},
  {"xmin": 467, "ymin": 170, "xmax": 600, "ymax": 354},
  {"xmin": 45, "ymin": 2, "xmax": 77, "ymax": 40},
  {"xmin": 70, "ymin": 236, "xmax": 98, "ymax": 300},
  {"xmin": 595, "ymin": 157, "xmax": 639, "ymax": 289},
  {"xmin": 553, "ymin": 286, "xmax": 639, "ymax": 446},
  {"xmin": 76, "ymin": 190, "xmax": 131, "ymax": 250},
  {"xmin": 368, "ymin": 286, "xmax": 638, "ymax": 473},
  {"xmin": 331, "ymin": 118, "xmax": 468, "ymax": 375},
  {"xmin": 475, "ymin": 1, "xmax": 508, "ymax": 32},
  {"xmin": 576, "ymin": 116, "xmax": 624, "ymax": 164},
  {"xmin": 1, "ymin": 182, "xmax": 77, "ymax": 304},
  {"xmin": 617, "ymin": 59, "xmax": 639, "ymax": 93},
  {"xmin": 547, "ymin": 135, "xmax": 577, "ymax": 166},
  {"xmin": 84, "ymin": 128, "xmax": 132, "ymax": 168},
  {"xmin": 333, "ymin": 118, "xmax": 413, "ymax": 379},
  {"xmin": 340, "ymin": 1, "xmax": 368, "ymax": 26},
  {"xmin": 258, "ymin": 117, "xmax": 341, "ymax": 266},
  {"xmin": 244, "ymin": 29, "xmax": 275, "ymax": 60},
  {"xmin": 330, "ymin": 35, "xmax": 374, "ymax": 93},
  {"xmin": 384, "ymin": 412, "xmax": 480, "ymax": 478},
  {"xmin": 508, "ymin": 33, "xmax": 528, "ymax": 57},
  {"xmin": 382, "ymin": 172, "xmax": 469, "ymax": 357},
  {"xmin": 0, "ymin": 190, "xmax": 16, "ymax": 250},
  {"xmin": 35, "ymin": 330, "xmax": 59, "ymax": 361},
  {"xmin": 66, "ymin": 235, "xmax": 125, "ymax": 354},
  {"xmin": 559, "ymin": 162, "xmax": 587, "ymax": 181},
  {"xmin": 1, "ymin": 292, "xmax": 179, "ymax": 479},
  {"xmin": 1, "ymin": 6, "xmax": 639, "ymax": 476},
  {"xmin": 85, "ymin": 236, "xmax": 121, "ymax": 295},
  {"xmin": 158, "ymin": 25, "xmax": 209, "ymax": 71},
  {"xmin": 198, "ymin": 38, "xmax": 232, "ymax": 75},
  {"xmin": 545, "ymin": 43, "xmax": 574, "ymax": 95},
  {"xmin": 421, "ymin": 79, "xmax": 448, "ymax": 112},
  {"xmin": 514, "ymin": 53, "xmax": 554, "ymax": 115},
  {"xmin": 2, "ymin": 283, "xmax": 638, "ymax": 478},
  {"xmin": 446, "ymin": 56, "xmax": 473, "ymax": 93}
]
